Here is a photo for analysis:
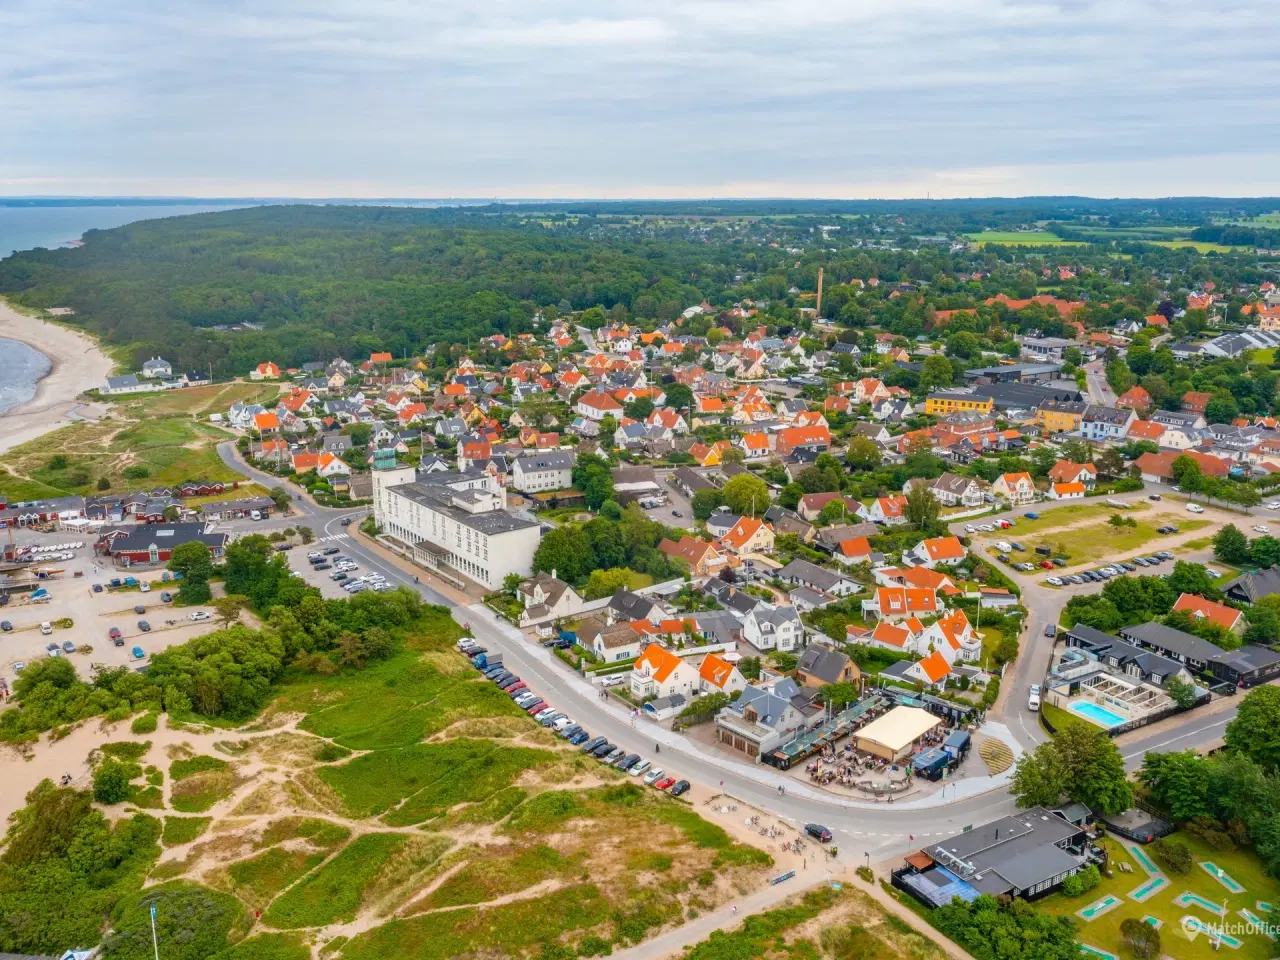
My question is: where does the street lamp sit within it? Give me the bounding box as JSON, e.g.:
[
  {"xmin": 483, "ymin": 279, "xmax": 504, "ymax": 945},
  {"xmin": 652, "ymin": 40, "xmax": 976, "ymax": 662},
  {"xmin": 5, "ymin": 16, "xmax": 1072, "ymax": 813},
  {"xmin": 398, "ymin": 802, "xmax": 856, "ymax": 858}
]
[{"xmin": 864, "ymin": 851, "xmax": 870, "ymax": 870}]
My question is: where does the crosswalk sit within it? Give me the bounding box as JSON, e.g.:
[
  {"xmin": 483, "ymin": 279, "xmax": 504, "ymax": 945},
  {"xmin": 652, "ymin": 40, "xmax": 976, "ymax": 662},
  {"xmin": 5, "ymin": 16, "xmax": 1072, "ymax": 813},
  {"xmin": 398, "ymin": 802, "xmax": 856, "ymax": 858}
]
[{"xmin": 316, "ymin": 534, "xmax": 350, "ymax": 543}]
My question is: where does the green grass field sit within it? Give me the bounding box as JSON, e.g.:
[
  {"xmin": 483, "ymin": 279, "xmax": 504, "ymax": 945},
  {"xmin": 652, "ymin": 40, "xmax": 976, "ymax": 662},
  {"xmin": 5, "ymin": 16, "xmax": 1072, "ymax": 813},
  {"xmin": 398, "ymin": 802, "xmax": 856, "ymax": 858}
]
[
  {"xmin": 964, "ymin": 231, "xmax": 1084, "ymax": 246},
  {"xmin": 999, "ymin": 501, "xmax": 1151, "ymax": 537},
  {"xmin": 0, "ymin": 466, "xmax": 67, "ymax": 502},
  {"xmin": 1026, "ymin": 515, "xmax": 1207, "ymax": 566},
  {"xmin": 1038, "ymin": 832, "xmax": 1280, "ymax": 960},
  {"xmin": 162, "ymin": 816, "xmax": 212, "ymax": 846},
  {"xmin": 112, "ymin": 381, "xmax": 280, "ymax": 419},
  {"xmin": 263, "ymin": 833, "xmax": 408, "ymax": 929},
  {"xmin": 1150, "ymin": 240, "xmax": 1249, "ymax": 254}
]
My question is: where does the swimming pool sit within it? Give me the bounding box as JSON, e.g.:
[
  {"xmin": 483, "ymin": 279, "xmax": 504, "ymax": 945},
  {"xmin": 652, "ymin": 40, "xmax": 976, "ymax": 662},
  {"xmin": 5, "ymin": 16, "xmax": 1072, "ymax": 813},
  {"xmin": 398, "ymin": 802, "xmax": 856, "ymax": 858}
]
[{"xmin": 1069, "ymin": 701, "xmax": 1126, "ymax": 728}]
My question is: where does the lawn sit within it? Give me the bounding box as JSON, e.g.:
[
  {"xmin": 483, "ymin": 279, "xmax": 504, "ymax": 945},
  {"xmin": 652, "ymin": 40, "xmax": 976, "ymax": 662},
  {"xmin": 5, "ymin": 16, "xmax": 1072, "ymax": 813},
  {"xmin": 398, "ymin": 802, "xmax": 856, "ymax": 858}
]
[
  {"xmin": 1026, "ymin": 516, "xmax": 1209, "ymax": 567},
  {"xmin": 964, "ymin": 231, "xmax": 1084, "ymax": 246},
  {"xmin": 1037, "ymin": 831, "xmax": 1280, "ymax": 960},
  {"xmin": 1001, "ymin": 501, "xmax": 1151, "ymax": 537}
]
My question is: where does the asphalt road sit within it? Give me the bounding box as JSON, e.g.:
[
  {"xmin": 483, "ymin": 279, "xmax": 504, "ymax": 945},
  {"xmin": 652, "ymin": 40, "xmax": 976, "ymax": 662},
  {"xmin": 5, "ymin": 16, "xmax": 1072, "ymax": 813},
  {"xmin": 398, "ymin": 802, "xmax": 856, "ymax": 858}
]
[
  {"xmin": 1084, "ymin": 359, "xmax": 1115, "ymax": 406},
  {"xmin": 214, "ymin": 442, "xmax": 1245, "ymax": 855}
]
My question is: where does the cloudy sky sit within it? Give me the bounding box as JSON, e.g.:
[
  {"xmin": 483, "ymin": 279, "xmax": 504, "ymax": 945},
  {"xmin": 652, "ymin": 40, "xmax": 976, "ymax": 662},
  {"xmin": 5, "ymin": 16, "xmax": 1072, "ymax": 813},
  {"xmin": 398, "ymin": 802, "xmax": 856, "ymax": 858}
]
[{"xmin": 2, "ymin": 0, "xmax": 1278, "ymax": 199}]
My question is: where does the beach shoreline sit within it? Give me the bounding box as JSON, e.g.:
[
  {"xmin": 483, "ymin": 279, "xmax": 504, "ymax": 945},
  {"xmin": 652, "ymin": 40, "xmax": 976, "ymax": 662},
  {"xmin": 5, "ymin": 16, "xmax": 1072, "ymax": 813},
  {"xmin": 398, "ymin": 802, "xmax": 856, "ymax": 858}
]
[{"xmin": 0, "ymin": 298, "xmax": 115, "ymax": 456}]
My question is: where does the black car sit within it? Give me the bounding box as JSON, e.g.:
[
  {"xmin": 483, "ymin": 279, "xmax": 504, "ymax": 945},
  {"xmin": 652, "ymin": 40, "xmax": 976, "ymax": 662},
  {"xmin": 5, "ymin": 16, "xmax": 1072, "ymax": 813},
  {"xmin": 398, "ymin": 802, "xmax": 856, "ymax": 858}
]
[
  {"xmin": 1120, "ymin": 562, "xmax": 1137, "ymax": 571},
  {"xmin": 558, "ymin": 724, "xmax": 582, "ymax": 739},
  {"xmin": 274, "ymin": 542, "xmax": 292, "ymax": 551},
  {"xmin": 615, "ymin": 753, "xmax": 640, "ymax": 771},
  {"xmin": 314, "ymin": 562, "xmax": 332, "ymax": 570},
  {"xmin": 0, "ymin": 621, "xmax": 10, "ymax": 632},
  {"xmin": 324, "ymin": 546, "xmax": 341, "ymax": 555},
  {"xmin": 499, "ymin": 677, "xmax": 523, "ymax": 691},
  {"xmin": 581, "ymin": 736, "xmax": 606, "ymax": 753},
  {"xmin": 997, "ymin": 553, "xmax": 1011, "ymax": 564},
  {"xmin": 805, "ymin": 823, "xmax": 833, "ymax": 843},
  {"xmin": 1052, "ymin": 557, "xmax": 1067, "ymax": 567},
  {"xmin": 591, "ymin": 742, "xmax": 616, "ymax": 758},
  {"xmin": 669, "ymin": 780, "xmax": 691, "ymax": 797},
  {"xmin": 134, "ymin": 605, "xmax": 146, "ymax": 614}
]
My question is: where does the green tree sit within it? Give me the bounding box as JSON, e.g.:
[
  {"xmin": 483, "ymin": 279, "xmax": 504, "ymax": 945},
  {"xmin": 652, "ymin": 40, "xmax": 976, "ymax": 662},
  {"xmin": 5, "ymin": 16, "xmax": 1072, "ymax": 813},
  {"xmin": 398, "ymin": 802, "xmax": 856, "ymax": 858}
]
[
  {"xmin": 598, "ymin": 414, "xmax": 618, "ymax": 440},
  {"xmin": 846, "ymin": 436, "xmax": 881, "ymax": 470},
  {"xmin": 571, "ymin": 453, "xmax": 614, "ymax": 511},
  {"xmin": 1165, "ymin": 560, "xmax": 1215, "ymax": 598},
  {"xmin": 722, "ymin": 473, "xmax": 770, "ymax": 517},
  {"xmin": 584, "ymin": 568, "xmax": 636, "ymax": 599},
  {"xmin": 168, "ymin": 541, "xmax": 214, "ymax": 582},
  {"xmin": 904, "ymin": 483, "xmax": 940, "ymax": 529},
  {"xmin": 1120, "ymin": 917, "xmax": 1161, "ymax": 959},
  {"xmin": 817, "ymin": 682, "xmax": 860, "ymax": 709},
  {"xmin": 1170, "ymin": 454, "xmax": 1202, "ymax": 491},
  {"xmin": 1012, "ymin": 724, "xmax": 1132, "ymax": 814},
  {"xmin": 691, "ymin": 488, "xmax": 725, "ymax": 521},
  {"xmin": 1010, "ymin": 746, "xmax": 1065, "ymax": 809},
  {"xmin": 917, "ymin": 354, "xmax": 954, "ymax": 393},
  {"xmin": 579, "ymin": 305, "xmax": 607, "ymax": 329},
  {"xmin": 624, "ymin": 397, "xmax": 655, "ymax": 420},
  {"xmin": 1214, "ymin": 523, "xmax": 1251, "ymax": 565},
  {"xmin": 1139, "ymin": 750, "xmax": 1210, "ymax": 820},
  {"xmin": 777, "ymin": 483, "xmax": 803, "ymax": 511},
  {"xmin": 531, "ymin": 526, "xmax": 593, "ymax": 584},
  {"xmin": 344, "ymin": 422, "xmax": 372, "ymax": 447},
  {"xmin": 268, "ymin": 486, "xmax": 291, "ymax": 512},
  {"xmin": 1205, "ymin": 395, "xmax": 1240, "ymax": 425},
  {"xmin": 1165, "ymin": 675, "xmax": 1199, "ymax": 710},
  {"xmin": 663, "ymin": 383, "xmax": 694, "ymax": 413},
  {"xmin": 1225, "ymin": 686, "xmax": 1280, "ymax": 774}
]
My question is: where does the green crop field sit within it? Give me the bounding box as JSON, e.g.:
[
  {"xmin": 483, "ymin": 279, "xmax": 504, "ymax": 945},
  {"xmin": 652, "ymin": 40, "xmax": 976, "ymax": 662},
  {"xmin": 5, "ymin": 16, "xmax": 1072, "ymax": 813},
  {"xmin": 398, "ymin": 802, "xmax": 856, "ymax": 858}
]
[
  {"xmin": 964, "ymin": 231, "xmax": 1083, "ymax": 246},
  {"xmin": 1151, "ymin": 240, "xmax": 1249, "ymax": 254}
]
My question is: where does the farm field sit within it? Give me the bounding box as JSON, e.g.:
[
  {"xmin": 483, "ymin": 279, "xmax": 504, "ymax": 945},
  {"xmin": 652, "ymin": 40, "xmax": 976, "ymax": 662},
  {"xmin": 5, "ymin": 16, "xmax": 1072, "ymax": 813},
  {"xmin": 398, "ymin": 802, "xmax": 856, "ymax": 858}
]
[
  {"xmin": 20, "ymin": 606, "xmax": 775, "ymax": 960},
  {"xmin": 1038, "ymin": 832, "xmax": 1280, "ymax": 960},
  {"xmin": 964, "ymin": 231, "xmax": 1084, "ymax": 246},
  {"xmin": 1150, "ymin": 240, "xmax": 1249, "ymax": 254},
  {"xmin": 1025, "ymin": 515, "xmax": 1210, "ymax": 566}
]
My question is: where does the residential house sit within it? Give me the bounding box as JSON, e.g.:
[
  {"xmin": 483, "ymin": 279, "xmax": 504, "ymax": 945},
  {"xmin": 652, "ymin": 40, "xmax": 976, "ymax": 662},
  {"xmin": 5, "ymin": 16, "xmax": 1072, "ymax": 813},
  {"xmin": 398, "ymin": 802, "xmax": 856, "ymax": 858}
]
[
  {"xmin": 631, "ymin": 643, "xmax": 700, "ymax": 700},
  {"xmin": 719, "ymin": 516, "xmax": 775, "ymax": 556},
  {"xmin": 510, "ymin": 452, "xmax": 574, "ymax": 493},
  {"xmin": 1047, "ymin": 461, "xmax": 1097, "ymax": 487},
  {"xmin": 250, "ymin": 361, "xmax": 281, "ymax": 381},
  {"xmin": 904, "ymin": 536, "xmax": 966, "ymax": 569},
  {"xmin": 907, "ymin": 473, "xmax": 986, "ymax": 507},
  {"xmin": 795, "ymin": 643, "xmax": 860, "ymax": 689},
  {"xmin": 922, "ymin": 608, "xmax": 982, "ymax": 664},
  {"xmin": 797, "ymin": 492, "xmax": 860, "ymax": 523},
  {"xmin": 578, "ymin": 616, "xmax": 646, "ymax": 663},
  {"xmin": 903, "ymin": 651, "xmax": 953, "ymax": 690},
  {"xmin": 609, "ymin": 588, "xmax": 666, "ymax": 626},
  {"xmin": 141, "ymin": 357, "xmax": 172, "ymax": 378},
  {"xmin": 1048, "ymin": 481, "xmax": 1086, "ymax": 500},
  {"xmin": 859, "ymin": 495, "xmax": 909, "ymax": 525},
  {"xmin": 1133, "ymin": 450, "xmax": 1229, "ymax": 484},
  {"xmin": 1171, "ymin": 593, "xmax": 1244, "ymax": 634},
  {"xmin": 775, "ymin": 425, "xmax": 831, "ymax": 457},
  {"xmin": 742, "ymin": 603, "xmax": 805, "ymax": 652},
  {"xmin": 715, "ymin": 680, "xmax": 808, "ymax": 759},
  {"xmin": 862, "ymin": 586, "xmax": 941, "ymax": 621},
  {"xmin": 1116, "ymin": 386, "xmax": 1152, "ymax": 414},
  {"xmin": 658, "ymin": 536, "xmax": 727, "ymax": 577},
  {"xmin": 735, "ymin": 432, "xmax": 771, "ymax": 460},
  {"xmin": 1079, "ymin": 405, "xmax": 1136, "ymax": 443},
  {"xmin": 575, "ymin": 389, "xmax": 624, "ymax": 421},
  {"xmin": 991, "ymin": 472, "xmax": 1036, "ymax": 504},
  {"xmin": 699, "ymin": 652, "xmax": 746, "ymax": 695},
  {"xmin": 517, "ymin": 572, "xmax": 589, "ymax": 624},
  {"xmin": 924, "ymin": 390, "xmax": 995, "ymax": 416},
  {"xmin": 1037, "ymin": 400, "xmax": 1089, "ymax": 435},
  {"xmin": 776, "ymin": 558, "xmax": 858, "ymax": 597}
]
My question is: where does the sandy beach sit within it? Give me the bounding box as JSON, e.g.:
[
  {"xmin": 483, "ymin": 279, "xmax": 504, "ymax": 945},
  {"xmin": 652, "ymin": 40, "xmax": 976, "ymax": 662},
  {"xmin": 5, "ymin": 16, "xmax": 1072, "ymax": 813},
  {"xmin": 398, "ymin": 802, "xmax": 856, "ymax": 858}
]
[{"xmin": 0, "ymin": 298, "xmax": 115, "ymax": 456}]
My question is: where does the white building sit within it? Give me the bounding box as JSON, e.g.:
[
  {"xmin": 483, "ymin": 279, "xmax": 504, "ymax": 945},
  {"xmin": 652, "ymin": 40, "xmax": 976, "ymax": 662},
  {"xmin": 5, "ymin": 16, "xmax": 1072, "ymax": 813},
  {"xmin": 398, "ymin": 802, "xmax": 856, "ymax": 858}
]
[
  {"xmin": 372, "ymin": 458, "xmax": 542, "ymax": 590},
  {"xmin": 510, "ymin": 452, "xmax": 575, "ymax": 494}
]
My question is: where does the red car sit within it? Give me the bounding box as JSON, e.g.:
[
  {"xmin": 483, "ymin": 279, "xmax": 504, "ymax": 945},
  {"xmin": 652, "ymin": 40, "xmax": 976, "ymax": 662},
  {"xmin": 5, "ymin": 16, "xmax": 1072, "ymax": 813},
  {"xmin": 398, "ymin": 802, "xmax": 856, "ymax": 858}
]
[
  {"xmin": 526, "ymin": 702, "xmax": 547, "ymax": 715},
  {"xmin": 653, "ymin": 777, "xmax": 676, "ymax": 790},
  {"xmin": 506, "ymin": 681, "xmax": 527, "ymax": 694},
  {"xmin": 1039, "ymin": 560, "xmax": 1054, "ymax": 569}
]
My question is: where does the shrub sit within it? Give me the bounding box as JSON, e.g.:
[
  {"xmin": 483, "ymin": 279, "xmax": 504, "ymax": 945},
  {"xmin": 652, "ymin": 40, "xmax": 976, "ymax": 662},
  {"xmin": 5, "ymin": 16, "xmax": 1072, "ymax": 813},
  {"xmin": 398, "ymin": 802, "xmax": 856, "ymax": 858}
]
[
  {"xmin": 1151, "ymin": 836, "xmax": 1193, "ymax": 874},
  {"xmin": 93, "ymin": 759, "xmax": 134, "ymax": 804},
  {"xmin": 123, "ymin": 465, "xmax": 151, "ymax": 480},
  {"xmin": 1061, "ymin": 864, "xmax": 1101, "ymax": 896},
  {"xmin": 1184, "ymin": 816, "xmax": 1237, "ymax": 852},
  {"xmin": 1120, "ymin": 917, "xmax": 1161, "ymax": 959},
  {"xmin": 132, "ymin": 713, "xmax": 159, "ymax": 734},
  {"xmin": 856, "ymin": 865, "xmax": 874, "ymax": 883}
]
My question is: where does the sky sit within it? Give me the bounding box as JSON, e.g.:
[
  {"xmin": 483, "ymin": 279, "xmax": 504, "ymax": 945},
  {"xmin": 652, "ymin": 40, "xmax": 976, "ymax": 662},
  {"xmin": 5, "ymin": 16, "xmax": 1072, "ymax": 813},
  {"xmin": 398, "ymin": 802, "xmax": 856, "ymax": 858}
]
[{"xmin": 2, "ymin": 0, "xmax": 1279, "ymax": 200}]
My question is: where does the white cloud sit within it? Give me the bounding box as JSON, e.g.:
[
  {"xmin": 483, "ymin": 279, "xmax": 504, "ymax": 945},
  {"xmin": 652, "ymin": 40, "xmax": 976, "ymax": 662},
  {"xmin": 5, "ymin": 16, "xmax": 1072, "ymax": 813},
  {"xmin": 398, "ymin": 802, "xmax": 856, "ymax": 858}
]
[{"xmin": 0, "ymin": 0, "xmax": 1277, "ymax": 196}]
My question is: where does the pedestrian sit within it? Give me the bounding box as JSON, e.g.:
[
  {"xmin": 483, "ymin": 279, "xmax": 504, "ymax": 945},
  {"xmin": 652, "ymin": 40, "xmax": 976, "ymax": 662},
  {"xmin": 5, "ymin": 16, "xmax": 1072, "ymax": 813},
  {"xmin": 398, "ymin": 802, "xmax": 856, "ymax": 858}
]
[
  {"xmin": 731, "ymin": 905, "xmax": 737, "ymax": 915},
  {"xmin": 803, "ymin": 858, "xmax": 806, "ymax": 869}
]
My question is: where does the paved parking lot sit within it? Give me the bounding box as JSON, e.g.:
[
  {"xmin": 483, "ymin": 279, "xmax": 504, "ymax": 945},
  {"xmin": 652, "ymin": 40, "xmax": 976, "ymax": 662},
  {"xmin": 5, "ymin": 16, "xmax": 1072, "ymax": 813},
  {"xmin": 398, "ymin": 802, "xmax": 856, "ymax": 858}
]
[
  {"xmin": 644, "ymin": 473, "xmax": 696, "ymax": 530},
  {"xmin": 1, "ymin": 529, "xmax": 217, "ymax": 682},
  {"xmin": 278, "ymin": 533, "xmax": 382, "ymax": 599}
]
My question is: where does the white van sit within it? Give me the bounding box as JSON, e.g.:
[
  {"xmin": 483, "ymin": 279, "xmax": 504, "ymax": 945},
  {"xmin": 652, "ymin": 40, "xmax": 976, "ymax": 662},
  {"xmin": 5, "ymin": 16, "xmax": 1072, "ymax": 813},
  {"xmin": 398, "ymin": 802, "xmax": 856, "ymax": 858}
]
[
  {"xmin": 1187, "ymin": 503, "xmax": 1205, "ymax": 514},
  {"xmin": 1028, "ymin": 684, "xmax": 1041, "ymax": 711},
  {"xmin": 40, "ymin": 622, "xmax": 53, "ymax": 635},
  {"xmin": 250, "ymin": 510, "xmax": 262, "ymax": 521}
]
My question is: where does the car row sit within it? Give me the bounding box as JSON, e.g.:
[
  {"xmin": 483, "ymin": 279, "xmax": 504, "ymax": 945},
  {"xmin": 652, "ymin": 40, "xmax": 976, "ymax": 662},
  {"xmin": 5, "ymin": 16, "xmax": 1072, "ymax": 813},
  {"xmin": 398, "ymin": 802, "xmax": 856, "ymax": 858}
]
[
  {"xmin": 1044, "ymin": 552, "xmax": 1175, "ymax": 586},
  {"xmin": 456, "ymin": 637, "xmax": 690, "ymax": 798},
  {"xmin": 964, "ymin": 518, "xmax": 1017, "ymax": 534}
]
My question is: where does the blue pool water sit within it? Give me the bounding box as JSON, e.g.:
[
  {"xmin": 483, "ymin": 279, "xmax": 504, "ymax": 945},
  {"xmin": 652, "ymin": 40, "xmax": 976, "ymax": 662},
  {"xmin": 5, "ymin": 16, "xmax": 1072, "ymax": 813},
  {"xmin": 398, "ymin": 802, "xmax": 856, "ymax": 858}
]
[{"xmin": 1070, "ymin": 701, "xmax": 1126, "ymax": 727}]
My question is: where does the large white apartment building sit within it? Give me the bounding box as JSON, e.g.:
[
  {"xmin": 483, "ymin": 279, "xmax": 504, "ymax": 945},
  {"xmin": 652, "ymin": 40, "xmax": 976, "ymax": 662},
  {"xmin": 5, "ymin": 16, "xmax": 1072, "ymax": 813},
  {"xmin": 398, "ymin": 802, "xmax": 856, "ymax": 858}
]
[
  {"xmin": 372, "ymin": 456, "xmax": 542, "ymax": 590},
  {"xmin": 510, "ymin": 452, "xmax": 575, "ymax": 494}
]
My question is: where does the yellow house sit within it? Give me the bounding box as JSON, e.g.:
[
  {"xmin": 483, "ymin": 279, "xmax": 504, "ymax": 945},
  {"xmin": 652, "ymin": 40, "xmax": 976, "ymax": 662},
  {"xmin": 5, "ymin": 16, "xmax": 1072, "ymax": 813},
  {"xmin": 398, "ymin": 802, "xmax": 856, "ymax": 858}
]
[
  {"xmin": 924, "ymin": 391, "xmax": 995, "ymax": 416},
  {"xmin": 1037, "ymin": 400, "xmax": 1087, "ymax": 434}
]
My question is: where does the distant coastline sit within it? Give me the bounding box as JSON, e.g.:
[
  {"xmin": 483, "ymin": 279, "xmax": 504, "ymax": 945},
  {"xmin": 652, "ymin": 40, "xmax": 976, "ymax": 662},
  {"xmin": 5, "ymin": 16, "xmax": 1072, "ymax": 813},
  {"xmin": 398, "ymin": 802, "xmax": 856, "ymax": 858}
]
[{"xmin": 0, "ymin": 338, "xmax": 52, "ymax": 415}]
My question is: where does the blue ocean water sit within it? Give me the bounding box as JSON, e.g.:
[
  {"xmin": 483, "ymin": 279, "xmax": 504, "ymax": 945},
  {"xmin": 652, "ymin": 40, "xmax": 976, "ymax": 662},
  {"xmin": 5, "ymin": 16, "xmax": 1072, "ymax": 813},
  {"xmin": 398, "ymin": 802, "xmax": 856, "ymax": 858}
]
[
  {"xmin": 0, "ymin": 337, "xmax": 53, "ymax": 414},
  {"xmin": 0, "ymin": 203, "xmax": 242, "ymax": 258}
]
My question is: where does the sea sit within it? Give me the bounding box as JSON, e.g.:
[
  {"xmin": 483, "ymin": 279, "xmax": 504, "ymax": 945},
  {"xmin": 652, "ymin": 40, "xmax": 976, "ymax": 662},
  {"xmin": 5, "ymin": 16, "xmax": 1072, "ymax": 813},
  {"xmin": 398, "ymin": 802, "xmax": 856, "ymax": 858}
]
[{"xmin": 0, "ymin": 202, "xmax": 249, "ymax": 414}]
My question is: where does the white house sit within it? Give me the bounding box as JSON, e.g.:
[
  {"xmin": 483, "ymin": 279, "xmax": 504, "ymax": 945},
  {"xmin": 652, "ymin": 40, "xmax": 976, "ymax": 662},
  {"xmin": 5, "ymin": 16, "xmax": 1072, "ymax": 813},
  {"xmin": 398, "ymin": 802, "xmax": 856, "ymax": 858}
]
[
  {"xmin": 698, "ymin": 652, "xmax": 747, "ymax": 695},
  {"xmin": 742, "ymin": 603, "xmax": 804, "ymax": 652},
  {"xmin": 631, "ymin": 643, "xmax": 701, "ymax": 700},
  {"xmin": 991, "ymin": 472, "xmax": 1036, "ymax": 504},
  {"xmin": 858, "ymin": 495, "xmax": 908, "ymax": 525},
  {"xmin": 517, "ymin": 571, "xmax": 589, "ymax": 624},
  {"xmin": 575, "ymin": 390, "xmax": 624, "ymax": 421},
  {"xmin": 904, "ymin": 536, "xmax": 967, "ymax": 569},
  {"xmin": 510, "ymin": 452, "xmax": 575, "ymax": 494},
  {"xmin": 141, "ymin": 357, "xmax": 172, "ymax": 378}
]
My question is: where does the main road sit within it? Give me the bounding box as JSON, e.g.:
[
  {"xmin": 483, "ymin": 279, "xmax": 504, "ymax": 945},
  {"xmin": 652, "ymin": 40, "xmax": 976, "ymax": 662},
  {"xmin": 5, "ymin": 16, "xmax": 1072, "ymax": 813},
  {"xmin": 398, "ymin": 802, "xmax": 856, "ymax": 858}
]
[{"xmin": 215, "ymin": 443, "xmax": 1241, "ymax": 861}]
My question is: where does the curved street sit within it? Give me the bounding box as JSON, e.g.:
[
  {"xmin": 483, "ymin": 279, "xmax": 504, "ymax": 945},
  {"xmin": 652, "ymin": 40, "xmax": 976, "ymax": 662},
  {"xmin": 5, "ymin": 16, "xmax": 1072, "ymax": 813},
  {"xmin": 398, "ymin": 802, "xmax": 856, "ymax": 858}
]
[{"xmin": 215, "ymin": 442, "xmax": 1245, "ymax": 865}]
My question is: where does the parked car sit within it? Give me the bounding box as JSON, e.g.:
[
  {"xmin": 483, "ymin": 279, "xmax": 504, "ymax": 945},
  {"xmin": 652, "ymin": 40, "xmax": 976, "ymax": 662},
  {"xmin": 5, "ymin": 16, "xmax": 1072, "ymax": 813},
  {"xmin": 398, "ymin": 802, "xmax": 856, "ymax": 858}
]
[
  {"xmin": 1044, "ymin": 624, "xmax": 1056, "ymax": 637},
  {"xmin": 62, "ymin": 640, "xmax": 75, "ymax": 654},
  {"xmin": 0, "ymin": 621, "xmax": 10, "ymax": 632},
  {"xmin": 669, "ymin": 780, "xmax": 691, "ymax": 797},
  {"xmin": 1149, "ymin": 493, "xmax": 1162, "ymax": 501},
  {"xmin": 131, "ymin": 646, "xmax": 145, "ymax": 660},
  {"xmin": 190, "ymin": 611, "xmax": 210, "ymax": 621},
  {"xmin": 591, "ymin": 742, "xmax": 617, "ymax": 758},
  {"xmin": 1255, "ymin": 525, "xmax": 1271, "ymax": 534},
  {"xmin": 109, "ymin": 626, "xmax": 122, "ymax": 641},
  {"xmin": 1011, "ymin": 542, "xmax": 1025, "ymax": 551},
  {"xmin": 602, "ymin": 747, "xmax": 626, "ymax": 764},
  {"xmin": 1134, "ymin": 557, "xmax": 1150, "ymax": 567},
  {"xmin": 1039, "ymin": 560, "xmax": 1053, "ymax": 569},
  {"xmin": 139, "ymin": 582, "xmax": 151, "ymax": 593},
  {"xmin": 1028, "ymin": 683, "xmax": 1042, "ymax": 710},
  {"xmin": 643, "ymin": 768, "xmax": 664, "ymax": 785},
  {"xmin": 614, "ymin": 753, "xmax": 640, "ymax": 771},
  {"xmin": 653, "ymin": 777, "xmax": 676, "ymax": 790},
  {"xmin": 39, "ymin": 622, "xmax": 52, "ymax": 635},
  {"xmin": 1045, "ymin": 577, "xmax": 1062, "ymax": 586},
  {"xmin": 580, "ymin": 736, "xmax": 606, "ymax": 753},
  {"xmin": 92, "ymin": 583, "xmax": 103, "ymax": 593},
  {"xmin": 1051, "ymin": 557, "xmax": 1067, "ymax": 567},
  {"xmin": 138, "ymin": 620, "xmax": 150, "ymax": 632},
  {"xmin": 568, "ymin": 730, "xmax": 591, "ymax": 745},
  {"xmin": 134, "ymin": 604, "xmax": 146, "ymax": 615},
  {"xmin": 324, "ymin": 546, "xmax": 341, "ymax": 555},
  {"xmin": 1187, "ymin": 503, "xmax": 1205, "ymax": 513},
  {"xmin": 804, "ymin": 823, "xmax": 833, "ymax": 843},
  {"xmin": 160, "ymin": 591, "xmax": 172, "ymax": 602},
  {"xmin": 629, "ymin": 759, "xmax": 652, "ymax": 777}
]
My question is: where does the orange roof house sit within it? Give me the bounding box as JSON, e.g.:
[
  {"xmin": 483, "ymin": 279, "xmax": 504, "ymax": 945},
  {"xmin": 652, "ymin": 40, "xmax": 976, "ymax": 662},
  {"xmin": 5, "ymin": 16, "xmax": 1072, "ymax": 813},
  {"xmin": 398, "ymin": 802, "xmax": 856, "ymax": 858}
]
[
  {"xmin": 1145, "ymin": 314, "xmax": 1168, "ymax": 327},
  {"xmin": 698, "ymin": 652, "xmax": 743, "ymax": 693},
  {"xmin": 1048, "ymin": 461, "xmax": 1097, "ymax": 484},
  {"xmin": 1172, "ymin": 594, "xmax": 1244, "ymax": 633},
  {"xmin": 908, "ymin": 536, "xmax": 966, "ymax": 568},
  {"xmin": 864, "ymin": 586, "xmax": 940, "ymax": 621},
  {"xmin": 252, "ymin": 361, "xmax": 280, "ymax": 380},
  {"xmin": 1117, "ymin": 385, "xmax": 1152, "ymax": 412},
  {"xmin": 1134, "ymin": 450, "xmax": 1229, "ymax": 481},
  {"xmin": 719, "ymin": 516, "xmax": 775, "ymax": 555},
  {"xmin": 370, "ymin": 351, "xmax": 393, "ymax": 363},
  {"xmin": 1182, "ymin": 392, "xmax": 1213, "ymax": 414},
  {"xmin": 912, "ymin": 650, "xmax": 952, "ymax": 685},
  {"xmin": 632, "ymin": 643, "xmax": 699, "ymax": 698},
  {"xmin": 1127, "ymin": 419, "xmax": 1165, "ymax": 442},
  {"xmin": 291, "ymin": 451, "xmax": 320, "ymax": 473},
  {"xmin": 776, "ymin": 424, "xmax": 831, "ymax": 456},
  {"xmin": 659, "ymin": 536, "xmax": 725, "ymax": 576},
  {"xmin": 254, "ymin": 411, "xmax": 280, "ymax": 433}
]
